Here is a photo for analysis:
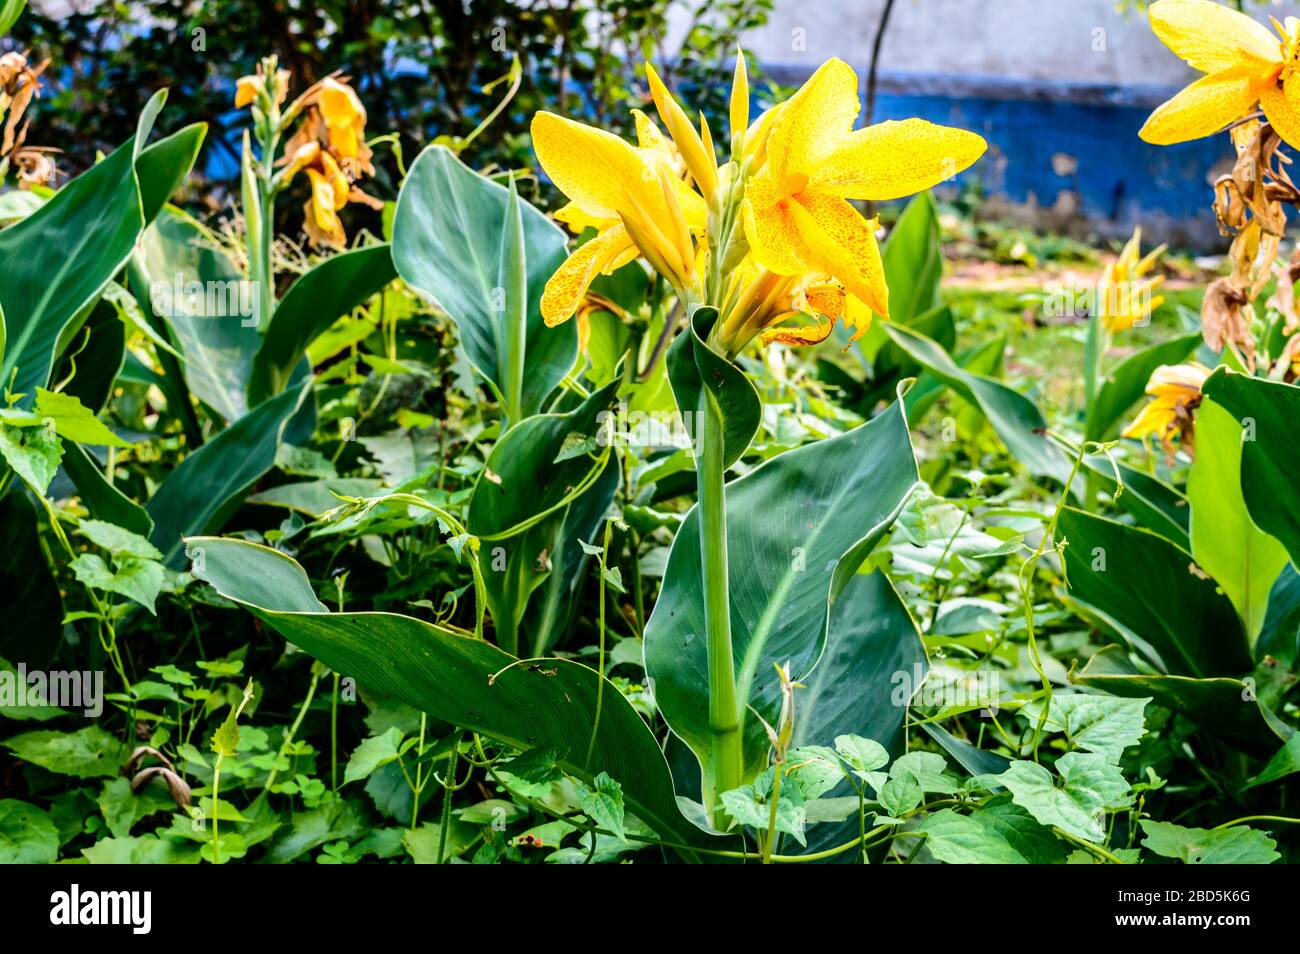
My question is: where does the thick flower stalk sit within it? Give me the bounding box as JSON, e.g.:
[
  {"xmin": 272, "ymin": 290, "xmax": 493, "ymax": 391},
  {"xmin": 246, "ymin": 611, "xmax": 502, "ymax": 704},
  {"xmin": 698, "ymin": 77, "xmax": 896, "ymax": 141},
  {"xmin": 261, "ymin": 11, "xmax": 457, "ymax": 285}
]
[
  {"xmin": 232, "ymin": 57, "xmax": 379, "ymax": 328},
  {"xmin": 531, "ymin": 53, "xmax": 986, "ymax": 817},
  {"xmin": 1140, "ymin": 0, "xmax": 1300, "ymax": 148}
]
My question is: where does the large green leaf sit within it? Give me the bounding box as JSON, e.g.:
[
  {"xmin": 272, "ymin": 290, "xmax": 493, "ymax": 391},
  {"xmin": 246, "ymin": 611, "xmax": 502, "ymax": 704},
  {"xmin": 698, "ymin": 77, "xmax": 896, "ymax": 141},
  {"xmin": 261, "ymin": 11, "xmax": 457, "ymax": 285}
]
[
  {"xmin": 881, "ymin": 191, "xmax": 943, "ymax": 325},
  {"xmin": 0, "ymin": 0, "xmax": 26, "ymax": 35},
  {"xmin": 129, "ymin": 207, "xmax": 257, "ymax": 423},
  {"xmin": 0, "ymin": 139, "xmax": 140, "ymax": 405},
  {"xmin": 1074, "ymin": 646, "xmax": 1287, "ymax": 755},
  {"xmin": 248, "ymin": 244, "xmax": 396, "ymax": 405},
  {"xmin": 0, "ymin": 95, "xmax": 201, "ymax": 406},
  {"xmin": 148, "ymin": 382, "xmax": 313, "ymax": 566},
  {"xmin": 392, "ymin": 145, "xmax": 576, "ymax": 417},
  {"xmin": 644, "ymin": 397, "xmax": 919, "ymax": 791},
  {"xmin": 1201, "ymin": 369, "xmax": 1300, "ymax": 568},
  {"xmin": 186, "ymin": 536, "xmax": 714, "ymax": 855},
  {"xmin": 1085, "ymin": 331, "xmax": 1201, "ymax": 441},
  {"xmin": 55, "ymin": 299, "xmax": 125, "ymax": 420},
  {"xmin": 1079, "ymin": 453, "xmax": 1189, "ymax": 548},
  {"xmin": 1187, "ymin": 399, "xmax": 1288, "ymax": 642},
  {"xmin": 0, "ymin": 490, "xmax": 63, "ymax": 667},
  {"xmin": 61, "ymin": 442, "xmax": 153, "ymax": 538},
  {"xmin": 884, "ymin": 322, "xmax": 1072, "ymax": 484},
  {"xmin": 466, "ymin": 383, "xmax": 619, "ymax": 655},
  {"xmin": 666, "ymin": 307, "xmax": 761, "ymax": 470},
  {"xmin": 790, "ymin": 570, "xmax": 927, "ymax": 858},
  {"xmin": 1057, "ymin": 508, "xmax": 1251, "ymax": 677}
]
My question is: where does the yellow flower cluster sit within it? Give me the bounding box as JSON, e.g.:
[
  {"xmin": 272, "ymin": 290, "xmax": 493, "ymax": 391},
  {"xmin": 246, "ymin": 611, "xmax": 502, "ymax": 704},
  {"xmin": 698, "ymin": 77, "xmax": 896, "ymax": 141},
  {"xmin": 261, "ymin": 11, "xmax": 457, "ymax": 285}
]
[
  {"xmin": 531, "ymin": 53, "xmax": 987, "ymax": 356},
  {"xmin": 235, "ymin": 68, "xmax": 379, "ymax": 246}
]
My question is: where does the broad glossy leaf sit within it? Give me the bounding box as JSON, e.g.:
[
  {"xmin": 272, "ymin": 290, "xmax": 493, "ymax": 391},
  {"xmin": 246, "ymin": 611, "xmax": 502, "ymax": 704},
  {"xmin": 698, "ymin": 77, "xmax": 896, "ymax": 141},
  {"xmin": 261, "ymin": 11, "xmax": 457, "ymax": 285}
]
[
  {"xmin": 186, "ymin": 536, "xmax": 715, "ymax": 855},
  {"xmin": 0, "ymin": 96, "xmax": 200, "ymax": 407},
  {"xmin": 0, "ymin": 490, "xmax": 63, "ymax": 667},
  {"xmin": 467, "ymin": 382, "xmax": 619, "ymax": 655},
  {"xmin": 1074, "ymin": 645, "xmax": 1286, "ymax": 755},
  {"xmin": 789, "ymin": 570, "xmax": 927, "ymax": 858},
  {"xmin": 1188, "ymin": 399, "xmax": 1288, "ymax": 642},
  {"xmin": 61, "ymin": 442, "xmax": 153, "ymax": 538},
  {"xmin": 1201, "ymin": 369, "xmax": 1300, "ymax": 568},
  {"xmin": 392, "ymin": 145, "xmax": 576, "ymax": 417},
  {"xmin": 1086, "ymin": 331, "xmax": 1201, "ymax": 441},
  {"xmin": 56, "ymin": 298, "xmax": 124, "ymax": 414},
  {"xmin": 1057, "ymin": 508, "xmax": 1250, "ymax": 677},
  {"xmin": 1079, "ymin": 452, "xmax": 1188, "ymax": 547},
  {"xmin": 148, "ymin": 382, "xmax": 313, "ymax": 566},
  {"xmin": 666, "ymin": 307, "xmax": 761, "ymax": 470},
  {"xmin": 249, "ymin": 244, "xmax": 396, "ymax": 405},
  {"xmin": 129, "ymin": 207, "xmax": 257, "ymax": 423},
  {"xmin": 0, "ymin": 138, "xmax": 141, "ymax": 405},
  {"xmin": 884, "ymin": 322, "xmax": 1072, "ymax": 484},
  {"xmin": 0, "ymin": 0, "xmax": 26, "ymax": 35},
  {"xmin": 644, "ymin": 397, "xmax": 919, "ymax": 789}
]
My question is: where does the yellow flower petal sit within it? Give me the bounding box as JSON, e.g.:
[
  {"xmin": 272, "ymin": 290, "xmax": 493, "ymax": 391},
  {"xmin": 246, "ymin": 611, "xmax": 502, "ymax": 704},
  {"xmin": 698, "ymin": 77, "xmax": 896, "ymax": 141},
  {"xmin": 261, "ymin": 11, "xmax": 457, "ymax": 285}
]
[
  {"xmin": 760, "ymin": 317, "xmax": 835, "ymax": 347},
  {"xmin": 531, "ymin": 111, "xmax": 655, "ymax": 222},
  {"xmin": 645, "ymin": 62, "xmax": 718, "ymax": 200},
  {"xmin": 786, "ymin": 193, "xmax": 888, "ymax": 317},
  {"xmin": 554, "ymin": 202, "xmax": 615, "ymax": 235},
  {"xmin": 1260, "ymin": 75, "xmax": 1300, "ymax": 149},
  {"xmin": 1139, "ymin": 64, "xmax": 1266, "ymax": 144},
  {"xmin": 742, "ymin": 197, "xmax": 807, "ymax": 275},
  {"xmin": 1148, "ymin": 0, "xmax": 1281, "ymax": 74},
  {"xmin": 540, "ymin": 225, "xmax": 636, "ymax": 326},
  {"xmin": 730, "ymin": 51, "xmax": 750, "ymax": 149},
  {"xmin": 235, "ymin": 76, "xmax": 259, "ymax": 109},
  {"xmin": 766, "ymin": 58, "xmax": 861, "ymax": 181},
  {"xmin": 811, "ymin": 118, "xmax": 988, "ymax": 200},
  {"xmin": 319, "ymin": 78, "xmax": 366, "ymax": 159}
]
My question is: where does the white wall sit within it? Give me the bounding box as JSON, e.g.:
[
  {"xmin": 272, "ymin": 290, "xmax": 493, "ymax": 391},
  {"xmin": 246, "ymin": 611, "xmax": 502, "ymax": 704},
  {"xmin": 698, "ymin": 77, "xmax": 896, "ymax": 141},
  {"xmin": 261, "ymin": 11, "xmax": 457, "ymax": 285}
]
[{"xmin": 684, "ymin": 0, "xmax": 1300, "ymax": 90}]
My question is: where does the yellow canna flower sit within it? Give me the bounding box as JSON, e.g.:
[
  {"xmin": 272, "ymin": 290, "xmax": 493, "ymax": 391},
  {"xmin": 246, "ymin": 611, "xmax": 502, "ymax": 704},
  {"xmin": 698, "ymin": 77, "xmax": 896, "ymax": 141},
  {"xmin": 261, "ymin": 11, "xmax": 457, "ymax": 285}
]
[
  {"xmin": 303, "ymin": 150, "xmax": 351, "ymax": 247},
  {"xmin": 741, "ymin": 58, "xmax": 986, "ymax": 319},
  {"xmin": 1098, "ymin": 227, "xmax": 1167, "ymax": 332},
  {"xmin": 1122, "ymin": 362, "xmax": 1211, "ymax": 454},
  {"xmin": 531, "ymin": 108, "xmax": 707, "ymax": 325},
  {"xmin": 234, "ymin": 75, "xmax": 260, "ymax": 109},
  {"xmin": 1139, "ymin": 0, "xmax": 1300, "ymax": 148},
  {"xmin": 318, "ymin": 77, "xmax": 367, "ymax": 162},
  {"xmin": 233, "ymin": 65, "xmax": 290, "ymax": 110},
  {"xmin": 645, "ymin": 63, "xmax": 719, "ymax": 202},
  {"xmin": 711, "ymin": 257, "xmax": 872, "ymax": 355}
]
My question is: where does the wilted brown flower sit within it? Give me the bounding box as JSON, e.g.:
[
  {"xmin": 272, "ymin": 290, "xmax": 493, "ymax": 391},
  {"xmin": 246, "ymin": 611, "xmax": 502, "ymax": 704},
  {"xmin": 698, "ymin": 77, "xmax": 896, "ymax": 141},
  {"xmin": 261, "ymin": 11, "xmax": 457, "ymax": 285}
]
[{"xmin": 0, "ymin": 50, "xmax": 53, "ymax": 187}]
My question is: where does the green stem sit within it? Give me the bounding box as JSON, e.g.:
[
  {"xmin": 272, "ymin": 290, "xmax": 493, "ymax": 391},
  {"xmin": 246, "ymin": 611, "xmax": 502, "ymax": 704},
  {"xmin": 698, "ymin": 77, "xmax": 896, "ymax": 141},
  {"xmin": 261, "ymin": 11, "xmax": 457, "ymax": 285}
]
[
  {"xmin": 437, "ymin": 732, "xmax": 461, "ymax": 863},
  {"xmin": 330, "ymin": 671, "xmax": 340, "ymax": 791},
  {"xmin": 697, "ymin": 387, "xmax": 743, "ymax": 817},
  {"xmin": 262, "ymin": 665, "xmax": 322, "ymax": 795}
]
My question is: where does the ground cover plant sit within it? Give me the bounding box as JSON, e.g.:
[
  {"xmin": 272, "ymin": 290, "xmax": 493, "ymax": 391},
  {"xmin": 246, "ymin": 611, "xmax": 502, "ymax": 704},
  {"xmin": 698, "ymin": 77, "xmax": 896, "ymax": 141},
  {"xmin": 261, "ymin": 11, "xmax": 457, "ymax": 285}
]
[{"xmin": 0, "ymin": 0, "xmax": 1298, "ymax": 865}]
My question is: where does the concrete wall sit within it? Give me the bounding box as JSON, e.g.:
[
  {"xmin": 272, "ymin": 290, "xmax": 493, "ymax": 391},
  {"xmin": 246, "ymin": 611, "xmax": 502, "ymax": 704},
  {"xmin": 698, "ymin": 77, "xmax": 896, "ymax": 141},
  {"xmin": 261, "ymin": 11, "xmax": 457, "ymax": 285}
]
[{"xmin": 690, "ymin": 0, "xmax": 1300, "ymax": 98}]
